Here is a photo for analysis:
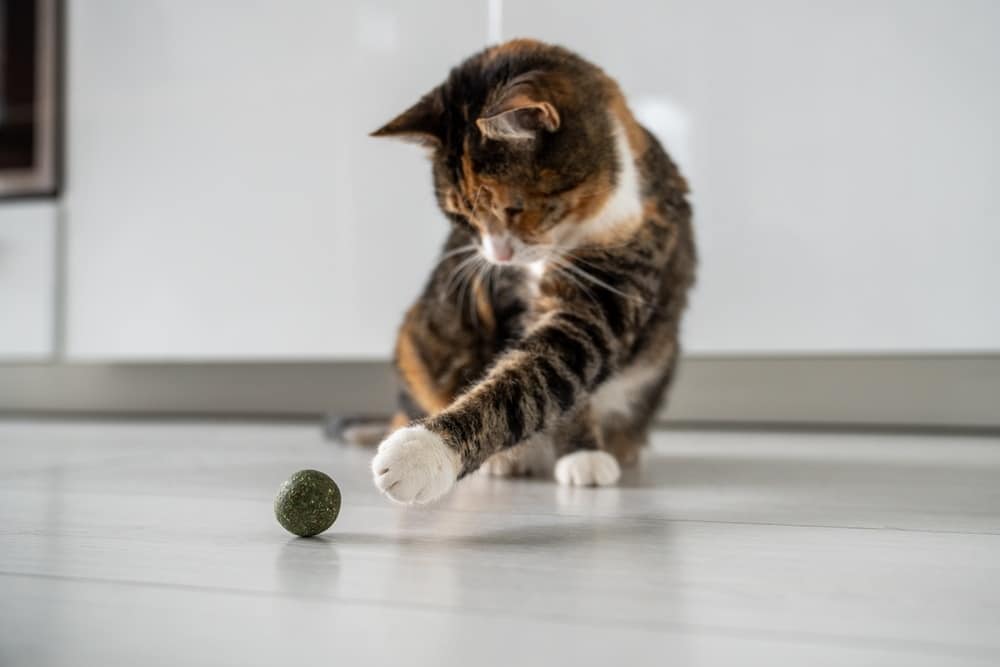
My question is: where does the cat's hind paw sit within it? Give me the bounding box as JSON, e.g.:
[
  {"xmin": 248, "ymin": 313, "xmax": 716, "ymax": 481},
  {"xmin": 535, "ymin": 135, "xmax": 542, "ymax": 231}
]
[
  {"xmin": 554, "ymin": 450, "xmax": 621, "ymax": 487},
  {"xmin": 371, "ymin": 425, "xmax": 461, "ymax": 504}
]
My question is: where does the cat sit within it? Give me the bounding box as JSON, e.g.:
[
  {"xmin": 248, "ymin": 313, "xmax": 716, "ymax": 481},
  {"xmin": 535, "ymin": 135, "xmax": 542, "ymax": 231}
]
[{"xmin": 369, "ymin": 39, "xmax": 695, "ymax": 504}]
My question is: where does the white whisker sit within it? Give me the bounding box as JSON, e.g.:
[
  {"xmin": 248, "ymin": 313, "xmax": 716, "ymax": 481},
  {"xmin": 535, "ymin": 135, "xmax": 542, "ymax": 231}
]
[
  {"xmin": 439, "ymin": 244, "xmax": 478, "ymax": 260},
  {"xmin": 470, "ymin": 184, "xmax": 486, "ymax": 214},
  {"xmin": 549, "ymin": 252, "xmax": 645, "ymax": 304},
  {"xmin": 457, "ymin": 256, "xmax": 487, "ymax": 326},
  {"xmin": 443, "ymin": 252, "xmax": 484, "ymax": 298},
  {"xmin": 550, "ymin": 264, "xmax": 599, "ymax": 307}
]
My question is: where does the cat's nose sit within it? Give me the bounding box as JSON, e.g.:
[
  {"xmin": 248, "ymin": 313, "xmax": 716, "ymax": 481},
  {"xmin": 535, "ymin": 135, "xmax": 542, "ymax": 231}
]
[{"xmin": 483, "ymin": 234, "xmax": 514, "ymax": 263}]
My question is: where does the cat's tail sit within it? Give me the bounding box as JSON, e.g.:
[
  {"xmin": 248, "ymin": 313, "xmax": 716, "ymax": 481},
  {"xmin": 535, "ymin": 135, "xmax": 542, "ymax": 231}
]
[{"xmin": 322, "ymin": 415, "xmax": 391, "ymax": 446}]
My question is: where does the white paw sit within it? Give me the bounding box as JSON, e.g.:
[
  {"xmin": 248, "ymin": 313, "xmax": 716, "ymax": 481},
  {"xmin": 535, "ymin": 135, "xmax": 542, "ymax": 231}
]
[
  {"xmin": 554, "ymin": 450, "xmax": 621, "ymax": 487},
  {"xmin": 371, "ymin": 426, "xmax": 461, "ymax": 504}
]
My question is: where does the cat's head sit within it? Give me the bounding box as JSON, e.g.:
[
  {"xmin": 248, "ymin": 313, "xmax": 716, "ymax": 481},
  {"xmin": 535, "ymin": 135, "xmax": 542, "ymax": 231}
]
[{"xmin": 373, "ymin": 39, "xmax": 630, "ymax": 266}]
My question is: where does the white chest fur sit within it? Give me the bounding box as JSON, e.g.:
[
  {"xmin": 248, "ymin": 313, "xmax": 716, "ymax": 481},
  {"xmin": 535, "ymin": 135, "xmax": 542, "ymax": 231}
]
[{"xmin": 563, "ymin": 118, "xmax": 643, "ymax": 247}]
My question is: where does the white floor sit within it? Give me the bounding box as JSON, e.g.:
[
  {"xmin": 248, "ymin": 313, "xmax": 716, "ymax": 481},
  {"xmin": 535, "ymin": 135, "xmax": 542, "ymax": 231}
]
[{"xmin": 1, "ymin": 420, "xmax": 998, "ymax": 667}]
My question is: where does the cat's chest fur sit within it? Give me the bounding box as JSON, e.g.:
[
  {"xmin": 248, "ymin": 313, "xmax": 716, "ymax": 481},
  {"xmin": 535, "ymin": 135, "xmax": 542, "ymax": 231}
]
[
  {"xmin": 491, "ymin": 263, "xmax": 543, "ymax": 330},
  {"xmin": 490, "ymin": 259, "xmax": 579, "ymax": 353}
]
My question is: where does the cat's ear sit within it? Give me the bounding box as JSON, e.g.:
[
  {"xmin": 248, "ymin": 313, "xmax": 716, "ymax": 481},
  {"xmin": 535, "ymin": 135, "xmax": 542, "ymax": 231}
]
[
  {"xmin": 476, "ymin": 73, "xmax": 561, "ymax": 142},
  {"xmin": 371, "ymin": 88, "xmax": 445, "ymax": 147}
]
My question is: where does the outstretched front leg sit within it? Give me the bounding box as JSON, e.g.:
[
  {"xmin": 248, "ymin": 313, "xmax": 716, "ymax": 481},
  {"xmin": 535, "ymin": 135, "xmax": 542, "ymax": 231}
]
[{"xmin": 372, "ymin": 254, "xmax": 655, "ymax": 503}]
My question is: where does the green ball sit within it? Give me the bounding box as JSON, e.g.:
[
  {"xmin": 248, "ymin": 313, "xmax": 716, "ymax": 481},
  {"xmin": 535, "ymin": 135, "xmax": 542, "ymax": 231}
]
[{"xmin": 274, "ymin": 469, "xmax": 341, "ymax": 537}]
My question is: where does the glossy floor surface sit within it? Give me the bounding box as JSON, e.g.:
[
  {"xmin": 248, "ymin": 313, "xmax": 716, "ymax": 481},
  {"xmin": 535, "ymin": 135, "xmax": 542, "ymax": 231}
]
[{"xmin": 1, "ymin": 420, "xmax": 998, "ymax": 666}]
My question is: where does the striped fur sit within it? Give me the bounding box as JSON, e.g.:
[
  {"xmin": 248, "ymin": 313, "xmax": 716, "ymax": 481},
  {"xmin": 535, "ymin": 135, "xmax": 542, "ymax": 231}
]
[{"xmin": 372, "ymin": 40, "xmax": 695, "ymax": 497}]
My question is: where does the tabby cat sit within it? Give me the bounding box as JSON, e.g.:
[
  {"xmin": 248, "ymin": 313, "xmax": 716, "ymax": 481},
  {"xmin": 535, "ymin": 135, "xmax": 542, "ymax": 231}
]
[{"xmin": 369, "ymin": 39, "xmax": 695, "ymax": 504}]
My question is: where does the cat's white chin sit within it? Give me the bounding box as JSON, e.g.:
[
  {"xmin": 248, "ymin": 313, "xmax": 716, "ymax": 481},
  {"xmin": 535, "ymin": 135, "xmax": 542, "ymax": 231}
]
[
  {"xmin": 554, "ymin": 450, "xmax": 621, "ymax": 487},
  {"xmin": 371, "ymin": 425, "xmax": 461, "ymax": 504}
]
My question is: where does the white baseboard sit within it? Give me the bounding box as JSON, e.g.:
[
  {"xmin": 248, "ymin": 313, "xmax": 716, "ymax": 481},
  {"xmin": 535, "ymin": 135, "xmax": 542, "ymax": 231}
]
[{"xmin": 1, "ymin": 356, "xmax": 998, "ymax": 429}]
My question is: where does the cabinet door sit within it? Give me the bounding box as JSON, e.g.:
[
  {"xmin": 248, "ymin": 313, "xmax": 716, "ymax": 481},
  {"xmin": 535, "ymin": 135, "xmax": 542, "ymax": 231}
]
[
  {"xmin": 0, "ymin": 203, "xmax": 55, "ymax": 360},
  {"xmin": 65, "ymin": 1, "xmax": 489, "ymax": 359},
  {"xmin": 505, "ymin": 0, "xmax": 1000, "ymax": 353}
]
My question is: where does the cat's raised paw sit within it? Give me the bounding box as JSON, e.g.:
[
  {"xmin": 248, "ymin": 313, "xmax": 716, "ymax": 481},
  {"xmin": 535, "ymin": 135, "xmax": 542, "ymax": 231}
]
[
  {"xmin": 554, "ymin": 450, "xmax": 621, "ymax": 487},
  {"xmin": 371, "ymin": 426, "xmax": 460, "ymax": 504}
]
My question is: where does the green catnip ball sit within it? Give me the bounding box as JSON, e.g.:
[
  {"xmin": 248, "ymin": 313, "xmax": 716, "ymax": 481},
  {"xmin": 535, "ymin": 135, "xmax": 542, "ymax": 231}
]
[{"xmin": 274, "ymin": 470, "xmax": 341, "ymax": 537}]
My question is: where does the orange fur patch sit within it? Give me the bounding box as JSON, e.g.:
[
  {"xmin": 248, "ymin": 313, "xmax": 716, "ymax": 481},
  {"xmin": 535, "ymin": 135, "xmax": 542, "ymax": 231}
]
[
  {"xmin": 607, "ymin": 88, "xmax": 648, "ymax": 157},
  {"xmin": 395, "ymin": 326, "xmax": 451, "ymax": 415},
  {"xmin": 460, "ymin": 137, "xmax": 480, "ymax": 203},
  {"xmin": 564, "ymin": 173, "xmax": 616, "ymax": 226},
  {"xmin": 482, "ymin": 38, "xmax": 545, "ymax": 65},
  {"xmin": 472, "ymin": 276, "xmax": 496, "ymax": 333}
]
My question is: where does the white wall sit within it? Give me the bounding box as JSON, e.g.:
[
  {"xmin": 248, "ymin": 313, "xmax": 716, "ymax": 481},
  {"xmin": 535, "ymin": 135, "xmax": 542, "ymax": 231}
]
[
  {"xmin": 507, "ymin": 0, "xmax": 1000, "ymax": 353},
  {"xmin": 56, "ymin": 0, "xmax": 1000, "ymax": 360},
  {"xmin": 64, "ymin": 1, "xmax": 489, "ymax": 360},
  {"xmin": 0, "ymin": 203, "xmax": 55, "ymax": 360}
]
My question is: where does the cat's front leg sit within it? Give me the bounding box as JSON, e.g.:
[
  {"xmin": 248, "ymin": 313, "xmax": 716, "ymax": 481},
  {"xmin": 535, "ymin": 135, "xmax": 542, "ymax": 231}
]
[{"xmin": 372, "ymin": 304, "xmax": 625, "ymax": 504}]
